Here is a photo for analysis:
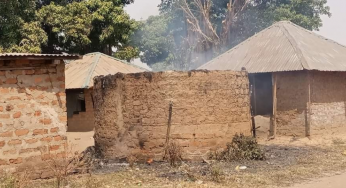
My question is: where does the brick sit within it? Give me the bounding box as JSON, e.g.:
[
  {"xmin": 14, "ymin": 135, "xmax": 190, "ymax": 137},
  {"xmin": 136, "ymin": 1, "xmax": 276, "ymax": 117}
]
[
  {"xmin": 20, "ymin": 148, "xmax": 41, "ymax": 154},
  {"xmin": 0, "ymin": 131, "xmax": 12, "ymax": 137},
  {"xmin": 56, "ymin": 92, "xmax": 66, "ymax": 96},
  {"xmin": 5, "ymin": 78, "xmax": 17, "ymax": 84},
  {"xmin": 0, "ymin": 71, "xmax": 5, "ymax": 76},
  {"xmin": 0, "ymin": 122, "xmax": 2, "ymax": 127},
  {"xmin": 0, "ymin": 141, "xmax": 5, "ymax": 148},
  {"xmin": 57, "ymin": 76, "xmax": 65, "ymax": 81},
  {"xmin": 49, "ymin": 145, "xmax": 60, "ymax": 151},
  {"xmin": 36, "ymin": 94, "xmax": 44, "ymax": 99},
  {"xmin": 9, "ymin": 158, "xmax": 22, "ymax": 164},
  {"xmin": 12, "ymin": 70, "xmax": 23, "ymax": 75},
  {"xmin": 34, "ymin": 111, "xmax": 42, "ymax": 116},
  {"xmin": 18, "ymin": 88, "xmax": 26, "ymax": 93},
  {"xmin": 40, "ymin": 136, "xmax": 53, "ymax": 142},
  {"xmin": 40, "ymin": 118, "xmax": 52, "ymax": 125},
  {"xmin": 8, "ymin": 139, "xmax": 22, "ymax": 146},
  {"xmin": 0, "ymin": 114, "xmax": 10, "ymax": 119},
  {"xmin": 53, "ymin": 136, "xmax": 62, "ymax": 141},
  {"xmin": 45, "ymin": 77, "xmax": 52, "ymax": 82},
  {"xmin": 17, "ymin": 104, "xmax": 26, "ymax": 109},
  {"xmin": 51, "ymin": 100, "xmax": 59, "ymax": 105},
  {"xmin": 25, "ymin": 138, "xmax": 38, "ymax": 144},
  {"xmin": 50, "ymin": 127, "xmax": 59, "ymax": 133},
  {"xmin": 0, "ymin": 106, "xmax": 3, "ymax": 112},
  {"xmin": 0, "ymin": 88, "xmax": 9, "ymax": 94},
  {"xmin": 25, "ymin": 70, "xmax": 35, "ymax": 75},
  {"xmin": 34, "ymin": 77, "xmax": 43, "ymax": 84},
  {"xmin": 15, "ymin": 129, "xmax": 29, "ymax": 136},
  {"xmin": 0, "ymin": 159, "xmax": 8, "ymax": 166},
  {"xmin": 39, "ymin": 102, "xmax": 49, "ymax": 106},
  {"xmin": 33, "ymin": 129, "xmax": 48, "ymax": 135},
  {"xmin": 13, "ymin": 112, "xmax": 22, "ymax": 118},
  {"xmin": 58, "ymin": 116, "xmax": 67, "ymax": 122},
  {"xmin": 3, "ymin": 149, "xmax": 16, "ymax": 155},
  {"xmin": 59, "ymin": 84, "xmax": 65, "ymax": 89},
  {"xmin": 7, "ymin": 96, "xmax": 21, "ymax": 100}
]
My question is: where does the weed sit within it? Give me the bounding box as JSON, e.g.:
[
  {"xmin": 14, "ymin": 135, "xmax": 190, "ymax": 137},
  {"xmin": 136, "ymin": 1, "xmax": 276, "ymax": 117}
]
[
  {"xmin": 210, "ymin": 165, "xmax": 224, "ymax": 183},
  {"xmin": 0, "ymin": 170, "xmax": 29, "ymax": 188},
  {"xmin": 210, "ymin": 134, "xmax": 265, "ymax": 161},
  {"xmin": 333, "ymin": 138, "xmax": 346, "ymax": 145},
  {"xmin": 164, "ymin": 141, "xmax": 183, "ymax": 167},
  {"xmin": 42, "ymin": 142, "xmax": 84, "ymax": 188}
]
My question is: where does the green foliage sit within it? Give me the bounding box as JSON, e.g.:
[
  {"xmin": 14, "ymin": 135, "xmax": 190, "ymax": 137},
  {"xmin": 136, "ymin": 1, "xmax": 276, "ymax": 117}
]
[
  {"xmin": 0, "ymin": 0, "xmax": 47, "ymax": 53},
  {"xmin": 114, "ymin": 46, "xmax": 140, "ymax": 62},
  {"xmin": 210, "ymin": 134, "xmax": 265, "ymax": 161},
  {"xmin": 0, "ymin": 0, "xmax": 139, "ymax": 61}
]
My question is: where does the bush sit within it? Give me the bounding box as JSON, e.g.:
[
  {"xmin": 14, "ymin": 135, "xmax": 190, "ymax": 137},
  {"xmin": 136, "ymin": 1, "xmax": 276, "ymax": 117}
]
[
  {"xmin": 210, "ymin": 165, "xmax": 224, "ymax": 183},
  {"xmin": 164, "ymin": 141, "xmax": 183, "ymax": 167},
  {"xmin": 210, "ymin": 134, "xmax": 265, "ymax": 161}
]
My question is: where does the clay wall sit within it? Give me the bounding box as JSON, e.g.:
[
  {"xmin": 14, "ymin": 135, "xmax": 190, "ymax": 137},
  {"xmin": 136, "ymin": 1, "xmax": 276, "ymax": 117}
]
[{"xmin": 93, "ymin": 70, "xmax": 252, "ymax": 160}]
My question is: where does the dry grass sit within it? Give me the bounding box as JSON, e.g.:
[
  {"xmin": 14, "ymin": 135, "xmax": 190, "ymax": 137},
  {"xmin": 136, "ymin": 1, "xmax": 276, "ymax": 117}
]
[{"xmin": 6, "ymin": 140, "xmax": 346, "ymax": 188}]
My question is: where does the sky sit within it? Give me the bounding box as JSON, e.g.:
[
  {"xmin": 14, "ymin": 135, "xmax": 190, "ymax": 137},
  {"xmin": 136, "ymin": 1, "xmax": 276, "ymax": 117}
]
[{"xmin": 124, "ymin": 0, "xmax": 346, "ymax": 68}]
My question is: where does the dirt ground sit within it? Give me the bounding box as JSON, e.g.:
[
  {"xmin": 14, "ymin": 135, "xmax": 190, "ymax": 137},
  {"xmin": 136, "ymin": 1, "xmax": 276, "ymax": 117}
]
[
  {"xmin": 54, "ymin": 119, "xmax": 346, "ymax": 188},
  {"xmin": 66, "ymin": 131, "xmax": 94, "ymax": 153}
]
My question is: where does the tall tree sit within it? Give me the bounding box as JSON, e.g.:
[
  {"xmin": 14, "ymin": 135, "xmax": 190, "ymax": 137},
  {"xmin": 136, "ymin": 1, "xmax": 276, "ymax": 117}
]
[
  {"xmin": 0, "ymin": 0, "xmax": 47, "ymax": 53},
  {"xmin": 138, "ymin": 0, "xmax": 331, "ymax": 70},
  {"xmin": 1, "ymin": 0, "xmax": 139, "ymax": 61}
]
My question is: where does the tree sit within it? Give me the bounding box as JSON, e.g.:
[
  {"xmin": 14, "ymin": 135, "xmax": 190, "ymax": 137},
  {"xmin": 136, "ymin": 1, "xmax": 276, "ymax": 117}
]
[
  {"xmin": 37, "ymin": 0, "xmax": 139, "ymax": 59},
  {"xmin": 139, "ymin": 0, "xmax": 330, "ymax": 70},
  {"xmin": 0, "ymin": 0, "xmax": 47, "ymax": 53},
  {"xmin": 1, "ymin": 0, "xmax": 139, "ymax": 62}
]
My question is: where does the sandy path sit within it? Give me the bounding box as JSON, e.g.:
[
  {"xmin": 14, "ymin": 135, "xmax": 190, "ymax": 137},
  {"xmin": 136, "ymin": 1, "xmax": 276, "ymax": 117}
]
[{"xmin": 288, "ymin": 172, "xmax": 346, "ymax": 188}]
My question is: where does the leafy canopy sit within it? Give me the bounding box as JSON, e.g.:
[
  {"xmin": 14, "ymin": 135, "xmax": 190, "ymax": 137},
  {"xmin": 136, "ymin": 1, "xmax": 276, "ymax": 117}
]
[{"xmin": 0, "ymin": 0, "xmax": 139, "ymax": 61}]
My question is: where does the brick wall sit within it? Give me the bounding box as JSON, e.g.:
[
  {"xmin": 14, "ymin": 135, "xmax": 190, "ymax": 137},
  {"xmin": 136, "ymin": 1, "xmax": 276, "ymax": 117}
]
[
  {"xmin": 93, "ymin": 70, "xmax": 251, "ymax": 160},
  {"xmin": 67, "ymin": 88, "xmax": 94, "ymax": 132},
  {"xmin": 0, "ymin": 59, "xmax": 67, "ymax": 168}
]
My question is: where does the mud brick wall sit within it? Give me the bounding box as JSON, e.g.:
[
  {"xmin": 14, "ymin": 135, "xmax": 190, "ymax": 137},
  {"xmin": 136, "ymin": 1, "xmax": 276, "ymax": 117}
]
[
  {"xmin": 276, "ymin": 71, "xmax": 308, "ymax": 136},
  {"xmin": 93, "ymin": 70, "xmax": 251, "ymax": 160},
  {"xmin": 310, "ymin": 71, "xmax": 346, "ymax": 133},
  {"xmin": 276, "ymin": 71, "xmax": 346, "ymax": 136},
  {"xmin": 0, "ymin": 59, "xmax": 67, "ymax": 168},
  {"xmin": 67, "ymin": 88, "xmax": 95, "ymax": 132}
]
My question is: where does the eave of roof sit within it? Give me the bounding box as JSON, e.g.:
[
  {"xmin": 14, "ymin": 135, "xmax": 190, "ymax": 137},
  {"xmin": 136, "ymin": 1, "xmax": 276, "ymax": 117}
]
[{"xmin": 0, "ymin": 53, "xmax": 81, "ymax": 60}]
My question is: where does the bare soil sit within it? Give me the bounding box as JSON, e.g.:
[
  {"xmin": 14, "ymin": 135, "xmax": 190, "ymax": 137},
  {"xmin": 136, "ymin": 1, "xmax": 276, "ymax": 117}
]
[{"xmin": 20, "ymin": 119, "xmax": 346, "ymax": 188}]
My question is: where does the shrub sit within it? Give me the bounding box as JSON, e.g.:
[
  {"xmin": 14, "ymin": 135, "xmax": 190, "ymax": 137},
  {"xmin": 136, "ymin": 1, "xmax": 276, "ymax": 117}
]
[
  {"xmin": 210, "ymin": 165, "xmax": 224, "ymax": 183},
  {"xmin": 164, "ymin": 141, "xmax": 183, "ymax": 167},
  {"xmin": 210, "ymin": 134, "xmax": 265, "ymax": 161}
]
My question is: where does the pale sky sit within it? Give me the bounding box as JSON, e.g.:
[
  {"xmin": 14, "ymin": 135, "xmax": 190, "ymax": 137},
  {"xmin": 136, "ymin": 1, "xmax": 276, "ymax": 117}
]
[{"xmin": 315, "ymin": 0, "xmax": 346, "ymax": 45}]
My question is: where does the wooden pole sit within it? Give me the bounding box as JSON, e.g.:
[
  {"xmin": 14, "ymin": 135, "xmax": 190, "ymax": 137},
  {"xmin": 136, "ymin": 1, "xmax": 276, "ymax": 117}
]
[
  {"xmin": 270, "ymin": 73, "xmax": 277, "ymax": 137},
  {"xmin": 253, "ymin": 75, "xmax": 257, "ymax": 116},
  {"xmin": 306, "ymin": 71, "xmax": 311, "ymax": 137},
  {"xmin": 164, "ymin": 101, "xmax": 174, "ymax": 160},
  {"xmin": 250, "ymin": 83, "xmax": 256, "ymax": 138}
]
